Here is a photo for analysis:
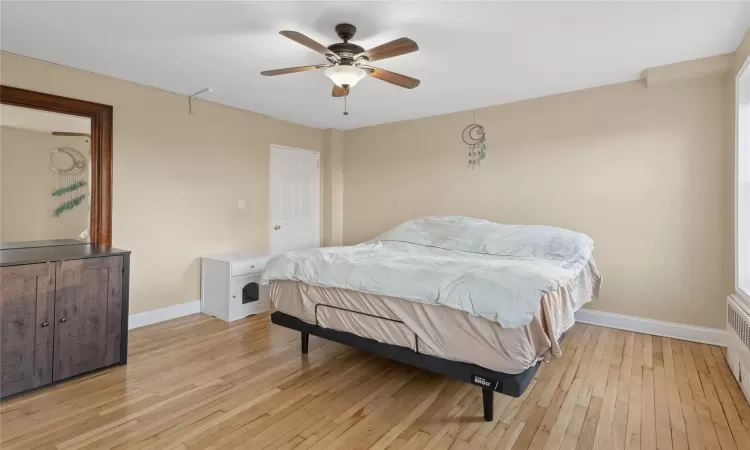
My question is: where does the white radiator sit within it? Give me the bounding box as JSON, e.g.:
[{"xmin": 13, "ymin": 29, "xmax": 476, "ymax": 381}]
[{"xmin": 727, "ymin": 295, "xmax": 750, "ymax": 402}]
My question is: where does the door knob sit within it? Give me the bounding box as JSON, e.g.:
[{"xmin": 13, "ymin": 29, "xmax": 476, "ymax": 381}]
[
  {"xmin": 60, "ymin": 318, "xmax": 68, "ymax": 323},
  {"xmin": 41, "ymin": 321, "xmax": 49, "ymax": 328},
  {"xmin": 274, "ymin": 225, "xmax": 281, "ymax": 230}
]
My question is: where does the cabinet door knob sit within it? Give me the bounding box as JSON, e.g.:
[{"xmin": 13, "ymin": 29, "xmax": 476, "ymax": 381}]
[
  {"xmin": 273, "ymin": 225, "xmax": 281, "ymax": 230},
  {"xmin": 41, "ymin": 321, "xmax": 49, "ymax": 328},
  {"xmin": 60, "ymin": 318, "xmax": 68, "ymax": 323}
]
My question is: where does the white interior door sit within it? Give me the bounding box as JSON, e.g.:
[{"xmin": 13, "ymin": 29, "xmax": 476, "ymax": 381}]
[{"xmin": 270, "ymin": 145, "xmax": 320, "ymax": 256}]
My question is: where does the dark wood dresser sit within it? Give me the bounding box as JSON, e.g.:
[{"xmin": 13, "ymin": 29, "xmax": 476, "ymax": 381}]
[{"xmin": 0, "ymin": 244, "xmax": 130, "ymax": 398}]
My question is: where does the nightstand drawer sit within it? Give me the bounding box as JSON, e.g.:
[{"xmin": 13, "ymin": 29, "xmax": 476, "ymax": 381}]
[{"xmin": 232, "ymin": 258, "xmax": 268, "ymax": 277}]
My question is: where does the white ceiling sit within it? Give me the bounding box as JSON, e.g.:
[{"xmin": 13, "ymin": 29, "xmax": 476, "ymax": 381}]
[
  {"xmin": 0, "ymin": 104, "xmax": 90, "ymax": 134},
  {"xmin": 1, "ymin": 1, "xmax": 749, "ymax": 130}
]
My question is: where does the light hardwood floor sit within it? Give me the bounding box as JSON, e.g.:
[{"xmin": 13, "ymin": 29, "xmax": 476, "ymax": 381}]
[{"xmin": 1, "ymin": 313, "xmax": 749, "ymax": 450}]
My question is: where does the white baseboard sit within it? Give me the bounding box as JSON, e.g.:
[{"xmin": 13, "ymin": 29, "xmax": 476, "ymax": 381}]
[
  {"xmin": 127, "ymin": 302, "xmax": 727, "ymax": 345},
  {"xmin": 129, "ymin": 300, "xmax": 201, "ymax": 330},
  {"xmin": 575, "ymin": 308, "xmax": 727, "ymax": 347}
]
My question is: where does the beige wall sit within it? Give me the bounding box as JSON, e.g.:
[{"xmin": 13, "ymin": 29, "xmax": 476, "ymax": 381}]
[
  {"xmin": 4, "ymin": 39, "xmax": 745, "ymax": 326},
  {"xmin": 0, "ymin": 126, "xmax": 90, "ymax": 242},
  {"xmin": 343, "ymin": 76, "xmax": 733, "ymax": 329},
  {"xmin": 321, "ymin": 129, "xmax": 344, "ymax": 246},
  {"xmin": 0, "ymin": 52, "xmax": 326, "ymax": 314}
]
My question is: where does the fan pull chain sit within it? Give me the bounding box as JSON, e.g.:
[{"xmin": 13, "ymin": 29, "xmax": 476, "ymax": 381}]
[{"xmin": 343, "ymin": 96, "xmax": 348, "ymax": 116}]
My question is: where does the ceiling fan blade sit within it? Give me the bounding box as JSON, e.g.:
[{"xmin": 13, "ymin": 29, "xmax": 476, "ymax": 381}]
[
  {"xmin": 332, "ymin": 85, "xmax": 349, "ymax": 97},
  {"xmin": 261, "ymin": 65, "xmax": 329, "ymax": 76},
  {"xmin": 51, "ymin": 132, "xmax": 90, "ymax": 137},
  {"xmin": 364, "ymin": 67, "xmax": 420, "ymax": 89},
  {"xmin": 279, "ymin": 31, "xmax": 339, "ymax": 61},
  {"xmin": 356, "ymin": 38, "xmax": 418, "ymax": 63}
]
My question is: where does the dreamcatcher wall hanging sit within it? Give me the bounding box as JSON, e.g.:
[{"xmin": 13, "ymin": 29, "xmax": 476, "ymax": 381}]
[
  {"xmin": 463, "ymin": 111, "xmax": 486, "ymax": 168},
  {"xmin": 50, "ymin": 147, "xmax": 87, "ymax": 217}
]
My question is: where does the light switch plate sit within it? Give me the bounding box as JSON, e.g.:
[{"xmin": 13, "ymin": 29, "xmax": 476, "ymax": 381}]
[{"xmin": 237, "ymin": 200, "xmax": 246, "ymax": 210}]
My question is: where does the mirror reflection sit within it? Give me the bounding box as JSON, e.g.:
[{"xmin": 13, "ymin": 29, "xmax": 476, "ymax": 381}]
[{"xmin": 0, "ymin": 104, "xmax": 92, "ymax": 246}]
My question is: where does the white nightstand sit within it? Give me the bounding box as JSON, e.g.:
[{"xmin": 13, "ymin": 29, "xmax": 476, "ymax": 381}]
[{"xmin": 201, "ymin": 252, "xmax": 271, "ymax": 322}]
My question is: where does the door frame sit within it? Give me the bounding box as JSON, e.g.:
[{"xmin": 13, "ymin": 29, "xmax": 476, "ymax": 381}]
[
  {"xmin": 269, "ymin": 144, "xmax": 321, "ymax": 256},
  {"xmin": 735, "ymin": 55, "xmax": 750, "ymax": 305}
]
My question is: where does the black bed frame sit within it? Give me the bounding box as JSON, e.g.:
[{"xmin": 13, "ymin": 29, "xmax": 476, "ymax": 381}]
[{"xmin": 270, "ymin": 311, "xmax": 541, "ymax": 421}]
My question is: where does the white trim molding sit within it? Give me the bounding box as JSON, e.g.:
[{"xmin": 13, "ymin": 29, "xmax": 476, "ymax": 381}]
[
  {"xmin": 736, "ymin": 55, "xmax": 750, "ymax": 304},
  {"xmin": 575, "ymin": 308, "xmax": 727, "ymax": 347},
  {"xmin": 731, "ymin": 293, "xmax": 750, "ymax": 318},
  {"xmin": 129, "ymin": 300, "xmax": 201, "ymax": 330}
]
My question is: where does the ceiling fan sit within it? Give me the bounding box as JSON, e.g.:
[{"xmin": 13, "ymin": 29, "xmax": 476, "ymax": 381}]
[{"xmin": 261, "ymin": 24, "xmax": 420, "ymax": 97}]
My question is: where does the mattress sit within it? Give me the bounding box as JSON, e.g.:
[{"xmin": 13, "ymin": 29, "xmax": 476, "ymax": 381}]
[
  {"xmin": 271, "ymin": 257, "xmax": 599, "ymax": 374},
  {"xmin": 263, "ymin": 217, "xmax": 596, "ymax": 329}
]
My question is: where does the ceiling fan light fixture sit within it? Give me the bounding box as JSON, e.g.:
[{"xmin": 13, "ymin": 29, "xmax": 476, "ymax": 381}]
[
  {"xmin": 263, "ymin": 25, "xmax": 420, "ymax": 95},
  {"xmin": 325, "ymin": 65, "xmax": 366, "ymax": 88}
]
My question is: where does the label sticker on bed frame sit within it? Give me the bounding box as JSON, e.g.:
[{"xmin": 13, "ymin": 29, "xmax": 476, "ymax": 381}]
[{"xmin": 471, "ymin": 373, "xmax": 499, "ymax": 390}]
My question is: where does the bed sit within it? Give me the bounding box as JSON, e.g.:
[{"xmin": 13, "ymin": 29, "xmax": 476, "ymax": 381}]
[{"xmin": 263, "ymin": 216, "xmax": 601, "ymax": 421}]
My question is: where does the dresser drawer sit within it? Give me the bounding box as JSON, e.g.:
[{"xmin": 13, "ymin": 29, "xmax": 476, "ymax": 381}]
[{"xmin": 231, "ymin": 257, "xmax": 269, "ymax": 277}]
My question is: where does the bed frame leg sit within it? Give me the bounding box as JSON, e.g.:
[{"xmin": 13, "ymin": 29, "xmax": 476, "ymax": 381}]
[
  {"xmin": 301, "ymin": 332, "xmax": 309, "ymax": 354},
  {"xmin": 482, "ymin": 388, "xmax": 493, "ymax": 421}
]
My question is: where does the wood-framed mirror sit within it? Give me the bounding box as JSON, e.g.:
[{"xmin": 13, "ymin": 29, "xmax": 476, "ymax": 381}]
[{"xmin": 0, "ymin": 86, "xmax": 113, "ymax": 246}]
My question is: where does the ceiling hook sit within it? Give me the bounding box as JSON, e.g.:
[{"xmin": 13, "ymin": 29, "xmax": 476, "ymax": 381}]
[{"xmin": 188, "ymin": 88, "xmax": 213, "ymax": 115}]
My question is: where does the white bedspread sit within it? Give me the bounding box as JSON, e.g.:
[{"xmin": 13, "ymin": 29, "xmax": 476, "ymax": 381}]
[{"xmin": 261, "ymin": 216, "xmax": 596, "ymax": 329}]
